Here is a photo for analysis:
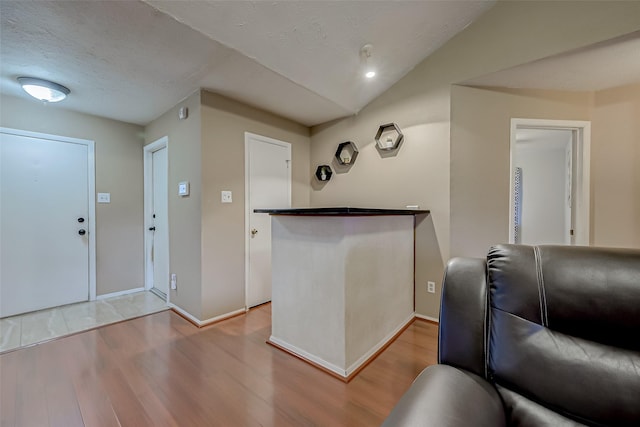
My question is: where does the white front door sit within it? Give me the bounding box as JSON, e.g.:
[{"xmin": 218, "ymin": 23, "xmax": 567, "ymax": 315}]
[
  {"xmin": 1, "ymin": 130, "xmax": 93, "ymax": 317},
  {"xmin": 245, "ymin": 133, "xmax": 291, "ymax": 308},
  {"xmin": 144, "ymin": 138, "xmax": 169, "ymax": 298}
]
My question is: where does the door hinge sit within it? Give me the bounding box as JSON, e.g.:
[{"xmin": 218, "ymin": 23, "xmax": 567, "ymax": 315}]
[{"xmin": 570, "ymin": 229, "xmax": 574, "ymax": 236}]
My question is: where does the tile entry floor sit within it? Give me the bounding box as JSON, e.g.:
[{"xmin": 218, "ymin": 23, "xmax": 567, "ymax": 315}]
[{"xmin": 0, "ymin": 291, "xmax": 168, "ymax": 353}]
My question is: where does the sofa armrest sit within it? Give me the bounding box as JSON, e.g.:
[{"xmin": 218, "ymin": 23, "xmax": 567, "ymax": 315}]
[
  {"xmin": 382, "ymin": 365, "xmax": 506, "ymax": 427},
  {"xmin": 439, "ymin": 257, "xmax": 488, "ymax": 377}
]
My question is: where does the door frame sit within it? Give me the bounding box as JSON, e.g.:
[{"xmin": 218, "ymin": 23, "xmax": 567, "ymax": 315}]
[
  {"xmin": 244, "ymin": 132, "xmax": 291, "ymax": 309},
  {"xmin": 0, "ymin": 127, "xmax": 97, "ymax": 301},
  {"xmin": 143, "ymin": 136, "xmax": 169, "ymax": 301},
  {"xmin": 509, "ymin": 119, "xmax": 591, "ymax": 246}
]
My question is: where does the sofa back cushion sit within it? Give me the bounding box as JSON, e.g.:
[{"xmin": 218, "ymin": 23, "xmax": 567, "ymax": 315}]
[{"xmin": 487, "ymin": 245, "xmax": 640, "ymax": 426}]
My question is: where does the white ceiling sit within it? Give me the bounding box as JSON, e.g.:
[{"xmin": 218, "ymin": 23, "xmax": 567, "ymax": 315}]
[
  {"xmin": 464, "ymin": 30, "xmax": 640, "ymax": 92},
  {"xmin": 0, "ymin": 0, "xmax": 495, "ymax": 127}
]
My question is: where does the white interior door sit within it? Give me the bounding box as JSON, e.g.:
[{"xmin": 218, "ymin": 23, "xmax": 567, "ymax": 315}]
[
  {"xmin": 144, "ymin": 139, "xmax": 169, "ymax": 298},
  {"xmin": 151, "ymin": 147, "xmax": 169, "ymax": 295},
  {"xmin": 1, "ymin": 131, "xmax": 91, "ymax": 317},
  {"xmin": 245, "ymin": 133, "xmax": 291, "ymax": 308}
]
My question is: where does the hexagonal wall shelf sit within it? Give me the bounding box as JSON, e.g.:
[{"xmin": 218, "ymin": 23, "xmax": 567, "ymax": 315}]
[
  {"xmin": 375, "ymin": 123, "xmax": 404, "ymax": 151},
  {"xmin": 335, "ymin": 141, "xmax": 359, "ymax": 166},
  {"xmin": 315, "ymin": 165, "xmax": 333, "ymax": 182}
]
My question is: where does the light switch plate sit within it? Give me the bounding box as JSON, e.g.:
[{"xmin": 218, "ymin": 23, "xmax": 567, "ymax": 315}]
[
  {"xmin": 97, "ymin": 193, "xmax": 110, "ymax": 203},
  {"xmin": 221, "ymin": 191, "xmax": 232, "ymax": 203}
]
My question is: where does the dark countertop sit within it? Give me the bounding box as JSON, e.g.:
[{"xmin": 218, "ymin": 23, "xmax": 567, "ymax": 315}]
[{"xmin": 253, "ymin": 207, "xmax": 430, "ymax": 216}]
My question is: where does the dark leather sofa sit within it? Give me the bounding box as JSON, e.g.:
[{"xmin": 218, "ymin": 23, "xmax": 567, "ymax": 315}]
[{"xmin": 383, "ymin": 244, "xmax": 640, "ymax": 426}]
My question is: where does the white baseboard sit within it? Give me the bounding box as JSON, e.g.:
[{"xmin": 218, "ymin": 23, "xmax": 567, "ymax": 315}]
[
  {"xmin": 271, "ymin": 312, "xmax": 416, "ymax": 378},
  {"xmin": 96, "ymin": 287, "xmax": 145, "ymax": 300},
  {"xmin": 269, "ymin": 335, "xmax": 348, "ymax": 377},
  {"xmin": 168, "ymin": 303, "xmax": 245, "ymax": 327},
  {"xmin": 345, "ymin": 312, "xmax": 415, "ymax": 376},
  {"xmin": 415, "ymin": 313, "xmax": 439, "ymax": 323}
]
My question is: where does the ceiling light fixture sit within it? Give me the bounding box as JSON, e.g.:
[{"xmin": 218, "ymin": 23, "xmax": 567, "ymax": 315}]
[
  {"xmin": 17, "ymin": 77, "xmax": 70, "ymax": 103},
  {"xmin": 361, "ymin": 44, "xmax": 376, "ymax": 79}
]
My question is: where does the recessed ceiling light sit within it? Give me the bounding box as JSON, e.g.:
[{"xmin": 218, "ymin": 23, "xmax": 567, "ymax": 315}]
[
  {"xmin": 17, "ymin": 77, "xmax": 70, "ymax": 103},
  {"xmin": 360, "ymin": 44, "xmax": 376, "ymax": 79}
]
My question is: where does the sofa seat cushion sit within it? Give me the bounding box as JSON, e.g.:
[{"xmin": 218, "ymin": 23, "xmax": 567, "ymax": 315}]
[
  {"xmin": 382, "ymin": 365, "xmax": 506, "ymax": 427},
  {"xmin": 497, "ymin": 386, "xmax": 588, "ymax": 427}
]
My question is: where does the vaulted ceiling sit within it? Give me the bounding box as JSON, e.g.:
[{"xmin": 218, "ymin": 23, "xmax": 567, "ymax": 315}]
[
  {"xmin": 3, "ymin": 2, "xmax": 638, "ymax": 128},
  {"xmin": 465, "ymin": 30, "xmax": 640, "ymax": 92},
  {"xmin": 0, "ymin": 0, "xmax": 495, "ymax": 126}
]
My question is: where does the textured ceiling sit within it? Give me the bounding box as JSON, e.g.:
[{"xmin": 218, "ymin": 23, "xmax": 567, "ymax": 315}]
[
  {"xmin": 146, "ymin": 0, "xmax": 495, "ymax": 116},
  {"xmin": 4, "ymin": 2, "xmax": 636, "ymax": 128},
  {"xmin": 0, "ymin": 0, "xmax": 495, "ymax": 126},
  {"xmin": 464, "ymin": 31, "xmax": 640, "ymax": 92}
]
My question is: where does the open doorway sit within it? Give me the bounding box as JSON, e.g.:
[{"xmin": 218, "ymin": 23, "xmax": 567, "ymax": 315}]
[{"xmin": 509, "ymin": 119, "xmax": 591, "ymax": 246}]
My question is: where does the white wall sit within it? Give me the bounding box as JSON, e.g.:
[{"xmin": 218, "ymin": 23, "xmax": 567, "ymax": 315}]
[{"xmin": 515, "ymin": 139, "xmax": 569, "ymax": 245}]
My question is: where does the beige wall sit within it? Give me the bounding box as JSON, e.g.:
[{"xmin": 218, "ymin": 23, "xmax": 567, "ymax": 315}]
[
  {"xmin": 310, "ymin": 118, "xmax": 449, "ymax": 318},
  {"xmin": 450, "ymin": 86, "xmax": 591, "ymax": 257},
  {"xmin": 450, "ymin": 83, "xmax": 640, "ymax": 255},
  {"xmin": 144, "ymin": 90, "xmax": 309, "ymax": 321},
  {"xmin": 1, "ymin": 94, "xmax": 144, "ymax": 296},
  {"xmin": 200, "ymin": 91, "xmax": 310, "ymax": 320},
  {"xmin": 591, "ymin": 83, "xmax": 640, "ymax": 248},
  {"xmin": 144, "ymin": 91, "xmax": 203, "ymax": 318},
  {"xmin": 309, "ymin": 1, "xmax": 640, "ymax": 318}
]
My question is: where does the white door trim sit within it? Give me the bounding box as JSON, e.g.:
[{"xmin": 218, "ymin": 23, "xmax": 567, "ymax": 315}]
[
  {"xmin": 0, "ymin": 126, "xmax": 97, "ymax": 300},
  {"xmin": 509, "ymin": 119, "xmax": 591, "ymax": 246},
  {"xmin": 244, "ymin": 132, "xmax": 292, "ymax": 309},
  {"xmin": 143, "ymin": 136, "xmax": 169, "ymax": 301}
]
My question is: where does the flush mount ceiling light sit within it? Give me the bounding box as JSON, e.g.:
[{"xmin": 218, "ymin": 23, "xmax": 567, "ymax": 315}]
[
  {"xmin": 360, "ymin": 44, "xmax": 376, "ymax": 79},
  {"xmin": 17, "ymin": 77, "xmax": 70, "ymax": 103}
]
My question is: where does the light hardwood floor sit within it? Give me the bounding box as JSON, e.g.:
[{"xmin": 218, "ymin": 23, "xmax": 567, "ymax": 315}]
[{"xmin": 0, "ymin": 303, "xmax": 438, "ymax": 426}]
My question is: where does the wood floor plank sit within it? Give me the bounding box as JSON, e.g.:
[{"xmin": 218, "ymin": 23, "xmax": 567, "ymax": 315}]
[
  {"xmin": 0, "ymin": 350, "xmax": 18, "ymax": 427},
  {"xmin": 65, "ymin": 333, "xmax": 122, "ymax": 427},
  {"xmin": 0, "ymin": 304, "xmax": 438, "ymax": 427},
  {"xmin": 42, "ymin": 340, "xmax": 85, "ymax": 427},
  {"xmin": 14, "ymin": 349, "xmax": 49, "ymax": 426}
]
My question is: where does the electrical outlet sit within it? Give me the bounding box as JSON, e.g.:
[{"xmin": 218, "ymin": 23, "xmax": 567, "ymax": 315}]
[
  {"xmin": 221, "ymin": 191, "xmax": 232, "ymax": 203},
  {"xmin": 427, "ymin": 281, "xmax": 436, "ymax": 294},
  {"xmin": 171, "ymin": 273, "xmax": 177, "ymax": 290}
]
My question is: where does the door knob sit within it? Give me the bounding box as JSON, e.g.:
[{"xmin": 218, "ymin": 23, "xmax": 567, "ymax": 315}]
[
  {"xmin": 77, "ymin": 217, "xmax": 85, "ymax": 223},
  {"xmin": 149, "ymin": 226, "xmax": 156, "ymax": 231},
  {"xmin": 78, "ymin": 229, "xmax": 86, "ymax": 236},
  {"xmin": 251, "ymin": 228, "xmax": 258, "ymax": 236}
]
